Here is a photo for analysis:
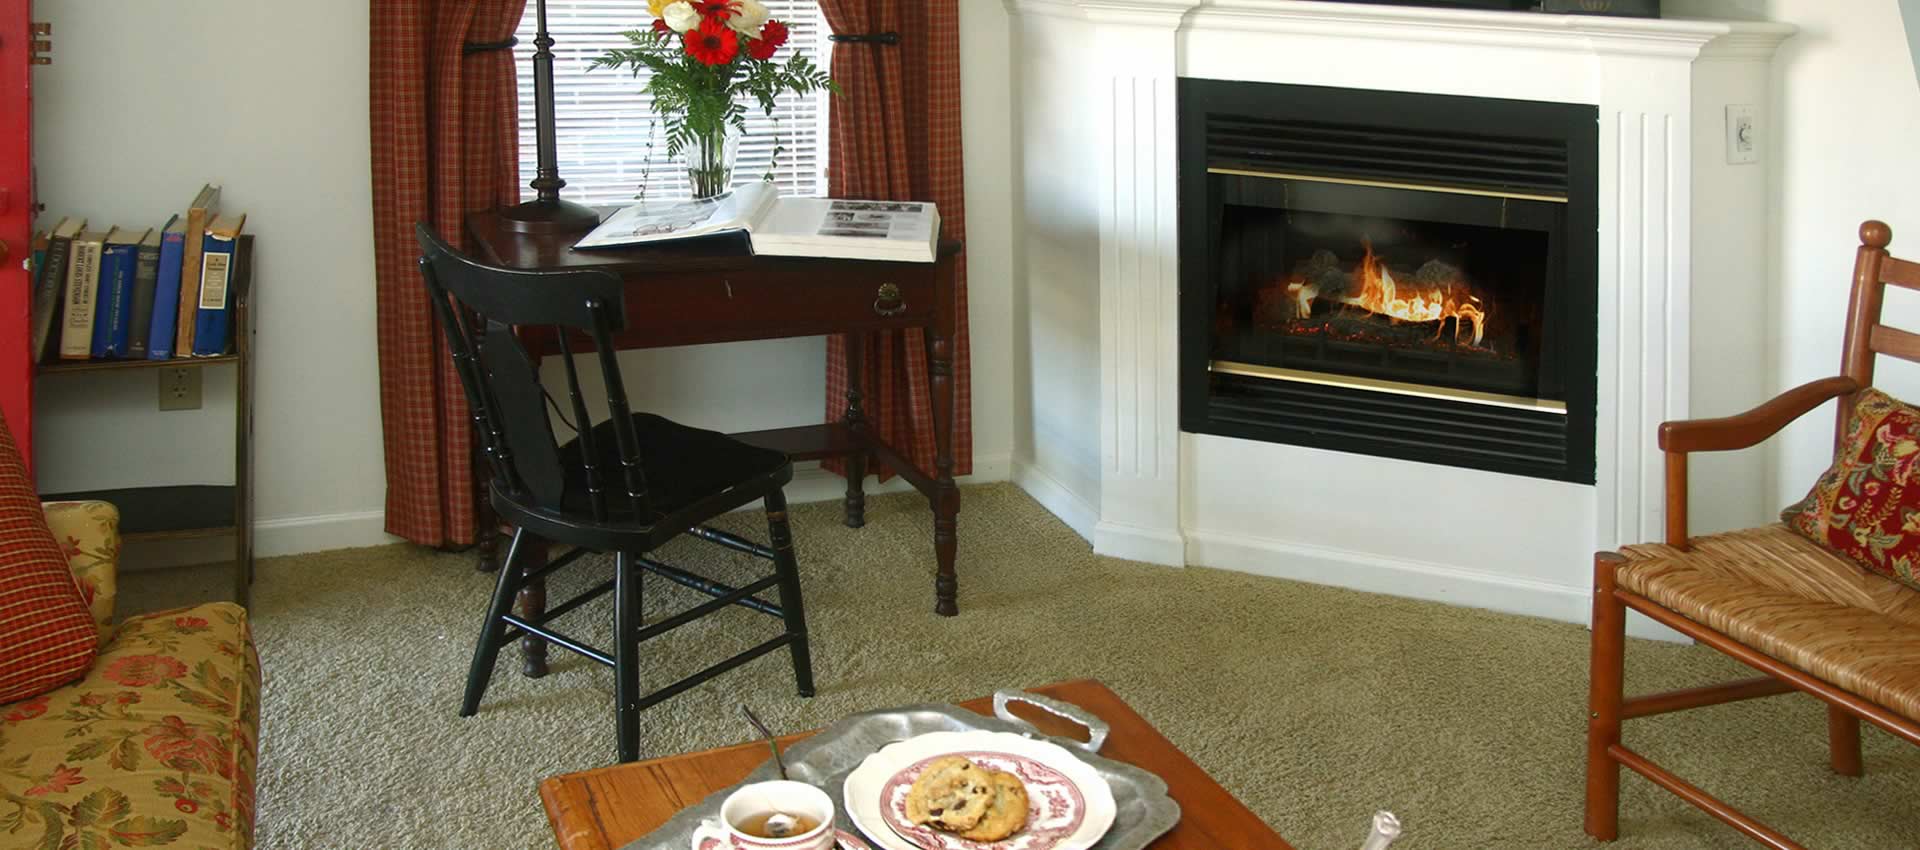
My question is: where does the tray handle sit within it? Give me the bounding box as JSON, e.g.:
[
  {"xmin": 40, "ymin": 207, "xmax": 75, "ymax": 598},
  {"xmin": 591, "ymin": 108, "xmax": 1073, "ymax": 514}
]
[{"xmin": 992, "ymin": 690, "xmax": 1109, "ymax": 753}]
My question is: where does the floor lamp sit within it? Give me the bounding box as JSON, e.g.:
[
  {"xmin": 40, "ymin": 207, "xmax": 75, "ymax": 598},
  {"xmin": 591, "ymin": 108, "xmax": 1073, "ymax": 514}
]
[{"xmin": 500, "ymin": 0, "xmax": 600, "ymax": 234}]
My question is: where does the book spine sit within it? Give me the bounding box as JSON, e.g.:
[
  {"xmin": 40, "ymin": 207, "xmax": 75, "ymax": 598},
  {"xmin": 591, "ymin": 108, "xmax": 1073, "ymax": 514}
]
[
  {"xmin": 175, "ymin": 210, "xmax": 209, "ymax": 358},
  {"xmin": 30, "ymin": 235, "xmax": 73, "ymax": 364},
  {"xmin": 191, "ymin": 234, "xmax": 237, "ymax": 356},
  {"xmin": 147, "ymin": 231, "xmax": 187, "ymax": 360},
  {"xmin": 59, "ymin": 240, "xmax": 103, "ymax": 359},
  {"xmin": 126, "ymin": 242, "xmax": 162, "ymax": 359},
  {"xmin": 91, "ymin": 245, "xmax": 136, "ymax": 358}
]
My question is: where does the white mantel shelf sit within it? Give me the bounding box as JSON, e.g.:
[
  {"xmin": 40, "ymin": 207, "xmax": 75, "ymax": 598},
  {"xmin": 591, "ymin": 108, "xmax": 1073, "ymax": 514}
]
[
  {"xmin": 1006, "ymin": 0, "xmax": 1793, "ymax": 638},
  {"xmin": 1010, "ymin": 0, "xmax": 1794, "ymax": 60}
]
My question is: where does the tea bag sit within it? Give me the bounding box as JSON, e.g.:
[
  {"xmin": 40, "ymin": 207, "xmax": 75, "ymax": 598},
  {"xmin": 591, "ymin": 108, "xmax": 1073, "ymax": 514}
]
[
  {"xmin": 763, "ymin": 813, "xmax": 802, "ymax": 838},
  {"xmin": 1359, "ymin": 811, "xmax": 1402, "ymax": 850}
]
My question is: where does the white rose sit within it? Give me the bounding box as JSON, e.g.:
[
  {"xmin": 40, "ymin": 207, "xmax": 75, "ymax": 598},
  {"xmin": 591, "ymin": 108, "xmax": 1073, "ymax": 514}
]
[
  {"xmin": 728, "ymin": 0, "xmax": 770, "ymax": 36},
  {"xmin": 662, "ymin": 1, "xmax": 700, "ymax": 33}
]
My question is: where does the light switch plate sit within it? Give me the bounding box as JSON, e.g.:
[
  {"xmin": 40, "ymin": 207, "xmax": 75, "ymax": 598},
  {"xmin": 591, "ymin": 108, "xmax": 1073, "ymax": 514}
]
[
  {"xmin": 1726, "ymin": 104, "xmax": 1759, "ymax": 165},
  {"xmin": 159, "ymin": 367, "xmax": 202, "ymax": 411}
]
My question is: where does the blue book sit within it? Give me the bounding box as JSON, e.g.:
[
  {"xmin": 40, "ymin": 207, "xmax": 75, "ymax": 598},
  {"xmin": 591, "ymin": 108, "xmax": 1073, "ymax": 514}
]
[
  {"xmin": 191, "ymin": 214, "xmax": 245, "ymax": 356},
  {"xmin": 147, "ymin": 215, "xmax": 188, "ymax": 359},
  {"xmin": 91, "ymin": 227, "xmax": 148, "ymax": 358}
]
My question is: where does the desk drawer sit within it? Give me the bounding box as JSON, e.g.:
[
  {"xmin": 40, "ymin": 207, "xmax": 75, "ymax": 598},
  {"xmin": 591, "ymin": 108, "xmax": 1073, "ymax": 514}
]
[{"xmin": 621, "ymin": 268, "xmax": 938, "ymax": 347}]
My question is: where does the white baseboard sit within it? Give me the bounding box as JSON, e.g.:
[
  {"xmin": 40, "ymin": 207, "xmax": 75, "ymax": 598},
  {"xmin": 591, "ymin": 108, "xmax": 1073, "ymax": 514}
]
[
  {"xmin": 1184, "ymin": 526, "xmax": 1688, "ymax": 642},
  {"xmin": 122, "ymin": 509, "xmax": 400, "ymax": 571},
  {"xmin": 1010, "ymin": 458, "xmax": 1098, "ymax": 541},
  {"xmin": 1094, "ymin": 521, "xmax": 1186, "ymax": 567}
]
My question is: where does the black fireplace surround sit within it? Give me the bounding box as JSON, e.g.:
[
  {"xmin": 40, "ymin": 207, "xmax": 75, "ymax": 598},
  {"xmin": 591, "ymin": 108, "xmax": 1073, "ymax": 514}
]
[{"xmin": 1178, "ymin": 80, "xmax": 1598, "ymax": 483}]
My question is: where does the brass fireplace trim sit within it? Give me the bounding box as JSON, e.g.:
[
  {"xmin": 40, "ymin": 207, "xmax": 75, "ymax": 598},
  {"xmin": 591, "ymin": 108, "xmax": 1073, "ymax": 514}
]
[
  {"xmin": 1209, "ymin": 360, "xmax": 1570, "ymax": 415},
  {"xmin": 1206, "ymin": 167, "xmax": 1569, "ymax": 205}
]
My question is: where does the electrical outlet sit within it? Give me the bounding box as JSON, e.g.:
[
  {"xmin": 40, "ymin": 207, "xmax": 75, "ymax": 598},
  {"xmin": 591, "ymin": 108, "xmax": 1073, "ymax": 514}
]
[
  {"xmin": 1726, "ymin": 104, "xmax": 1759, "ymax": 165},
  {"xmin": 159, "ymin": 367, "xmax": 202, "ymax": 411}
]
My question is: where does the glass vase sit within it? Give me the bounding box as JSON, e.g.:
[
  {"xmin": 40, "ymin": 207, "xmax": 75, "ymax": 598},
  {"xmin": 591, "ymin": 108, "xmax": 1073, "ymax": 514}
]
[{"xmin": 682, "ymin": 124, "xmax": 742, "ymax": 200}]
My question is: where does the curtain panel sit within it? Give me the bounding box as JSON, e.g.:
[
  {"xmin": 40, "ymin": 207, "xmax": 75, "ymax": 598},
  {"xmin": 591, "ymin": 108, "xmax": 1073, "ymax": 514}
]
[
  {"xmin": 817, "ymin": 0, "xmax": 973, "ymax": 480},
  {"xmin": 369, "ymin": 0, "xmax": 527, "ymax": 547}
]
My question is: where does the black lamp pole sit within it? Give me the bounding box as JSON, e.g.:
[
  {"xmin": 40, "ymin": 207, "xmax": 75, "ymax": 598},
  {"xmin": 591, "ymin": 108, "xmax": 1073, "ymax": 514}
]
[{"xmin": 500, "ymin": 0, "xmax": 601, "ymax": 234}]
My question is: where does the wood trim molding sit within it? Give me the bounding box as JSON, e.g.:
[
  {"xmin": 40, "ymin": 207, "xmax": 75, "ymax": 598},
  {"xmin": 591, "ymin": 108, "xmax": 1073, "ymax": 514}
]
[{"xmin": 1003, "ymin": 0, "xmax": 1794, "ymax": 60}]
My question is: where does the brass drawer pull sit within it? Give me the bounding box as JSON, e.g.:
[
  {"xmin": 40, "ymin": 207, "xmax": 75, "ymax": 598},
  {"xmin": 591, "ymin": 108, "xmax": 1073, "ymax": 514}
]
[{"xmin": 874, "ymin": 283, "xmax": 906, "ymax": 317}]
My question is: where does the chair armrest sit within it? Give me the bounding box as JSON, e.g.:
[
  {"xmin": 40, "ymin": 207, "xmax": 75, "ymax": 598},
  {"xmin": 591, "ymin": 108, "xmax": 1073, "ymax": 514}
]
[
  {"xmin": 40, "ymin": 500, "xmax": 120, "ymax": 639},
  {"xmin": 1658, "ymin": 376, "xmax": 1860, "ymax": 454}
]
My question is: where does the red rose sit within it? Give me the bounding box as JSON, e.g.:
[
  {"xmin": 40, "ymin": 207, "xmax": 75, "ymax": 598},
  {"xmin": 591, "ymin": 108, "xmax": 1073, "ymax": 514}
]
[
  {"xmin": 683, "ymin": 18, "xmax": 739, "ymax": 65},
  {"xmin": 758, "ymin": 19, "xmax": 789, "ymax": 48},
  {"xmin": 3, "ymin": 695, "xmax": 50, "ymax": 724},
  {"xmin": 651, "ymin": 17, "xmax": 671, "ymax": 34},
  {"xmin": 746, "ymin": 37, "xmax": 777, "ymax": 61},
  {"xmin": 102, "ymin": 654, "xmax": 188, "ymax": 687}
]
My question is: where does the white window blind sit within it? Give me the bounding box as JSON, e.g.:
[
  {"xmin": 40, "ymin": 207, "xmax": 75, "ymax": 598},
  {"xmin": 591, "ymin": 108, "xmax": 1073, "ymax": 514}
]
[{"xmin": 514, "ymin": 1, "xmax": 832, "ymax": 205}]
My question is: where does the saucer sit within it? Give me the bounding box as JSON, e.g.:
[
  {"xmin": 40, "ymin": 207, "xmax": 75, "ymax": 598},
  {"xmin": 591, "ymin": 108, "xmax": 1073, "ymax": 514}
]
[{"xmin": 694, "ymin": 827, "xmax": 873, "ymax": 850}]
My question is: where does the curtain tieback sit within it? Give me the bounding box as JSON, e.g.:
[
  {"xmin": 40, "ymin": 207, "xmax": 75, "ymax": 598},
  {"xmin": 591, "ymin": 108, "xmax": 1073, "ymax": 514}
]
[
  {"xmin": 829, "ymin": 31, "xmax": 899, "ymax": 45},
  {"xmin": 463, "ymin": 36, "xmax": 519, "ymax": 55}
]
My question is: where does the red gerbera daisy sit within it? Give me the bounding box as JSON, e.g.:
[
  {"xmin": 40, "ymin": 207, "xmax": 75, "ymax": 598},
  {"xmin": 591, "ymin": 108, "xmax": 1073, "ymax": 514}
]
[
  {"xmin": 745, "ymin": 37, "xmax": 777, "ymax": 61},
  {"xmin": 691, "ymin": 0, "xmax": 734, "ymax": 20},
  {"xmin": 683, "ymin": 18, "xmax": 739, "ymax": 65},
  {"xmin": 757, "ymin": 19, "xmax": 789, "ymax": 49}
]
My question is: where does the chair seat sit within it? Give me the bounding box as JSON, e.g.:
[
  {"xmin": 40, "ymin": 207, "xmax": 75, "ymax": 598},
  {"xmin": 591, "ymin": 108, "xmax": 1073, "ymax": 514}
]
[
  {"xmin": 560, "ymin": 412, "xmax": 788, "ymax": 519},
  {"xmin": 1619, "ymin": 524, "xmax": 1920, "ymax": 723}
]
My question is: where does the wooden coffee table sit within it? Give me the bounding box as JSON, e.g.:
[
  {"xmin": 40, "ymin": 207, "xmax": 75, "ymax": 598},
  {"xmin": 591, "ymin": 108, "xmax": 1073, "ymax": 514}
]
[{"xmin": 540, "ymin": 678, "xmax": 1294, "ymax": 850}]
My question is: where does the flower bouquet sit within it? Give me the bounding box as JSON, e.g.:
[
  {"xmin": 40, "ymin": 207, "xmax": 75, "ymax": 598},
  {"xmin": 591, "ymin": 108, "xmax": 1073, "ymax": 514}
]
[{"xmin": 593, "ymin": 0, "xmax": 836, "ymax": 198}]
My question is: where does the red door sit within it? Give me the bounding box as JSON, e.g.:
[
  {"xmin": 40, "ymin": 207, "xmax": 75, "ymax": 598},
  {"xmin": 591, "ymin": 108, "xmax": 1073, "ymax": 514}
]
[{"xmin": 0, "ymin": 0, "xmax": 35, "ymax": 465}]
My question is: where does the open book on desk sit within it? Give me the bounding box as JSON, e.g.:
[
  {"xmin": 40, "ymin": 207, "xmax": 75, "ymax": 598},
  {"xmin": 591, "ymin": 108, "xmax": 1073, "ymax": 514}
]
[{"xmin": 571, "ymin": 182, "xmax": 940, "ymax": 263}]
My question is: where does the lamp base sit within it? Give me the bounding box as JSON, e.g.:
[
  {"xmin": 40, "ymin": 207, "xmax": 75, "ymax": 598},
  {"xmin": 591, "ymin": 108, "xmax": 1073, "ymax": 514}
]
[{"xmin": 499, "ymin": 197, "xmax": 602, "ymax": 234}]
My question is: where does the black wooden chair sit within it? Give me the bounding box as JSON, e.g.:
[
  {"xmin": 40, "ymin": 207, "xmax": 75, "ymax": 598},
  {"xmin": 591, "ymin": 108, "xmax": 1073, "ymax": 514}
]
[{"xmin": 415, "ymin": 224, "xmax": 814, "ymax": 763}]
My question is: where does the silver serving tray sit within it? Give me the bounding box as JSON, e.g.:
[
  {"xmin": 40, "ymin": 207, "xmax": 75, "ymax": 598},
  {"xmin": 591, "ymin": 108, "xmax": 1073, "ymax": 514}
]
[{"xmin": 620, "ymin": 691, "xmax": 1182, "ymax": 850}]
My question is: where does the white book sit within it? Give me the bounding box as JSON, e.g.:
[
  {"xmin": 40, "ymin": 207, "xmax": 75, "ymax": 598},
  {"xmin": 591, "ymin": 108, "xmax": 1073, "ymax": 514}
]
[{"xmin": 572, "ymin": 182, "xmax": 940, "ymax": 263}]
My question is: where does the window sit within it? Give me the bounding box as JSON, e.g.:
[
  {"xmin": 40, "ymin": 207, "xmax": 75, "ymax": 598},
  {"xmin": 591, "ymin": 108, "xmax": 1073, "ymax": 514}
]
[{"xmin": 514, "ymin": 1, "xmax": 832, "ymax": 205}]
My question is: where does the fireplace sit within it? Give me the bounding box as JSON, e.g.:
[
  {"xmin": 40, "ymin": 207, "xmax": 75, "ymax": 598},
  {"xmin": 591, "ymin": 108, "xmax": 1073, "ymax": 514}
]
[{"xmin": 1178, "ymin": 80, "xmax": 1598, "ymax": 483}]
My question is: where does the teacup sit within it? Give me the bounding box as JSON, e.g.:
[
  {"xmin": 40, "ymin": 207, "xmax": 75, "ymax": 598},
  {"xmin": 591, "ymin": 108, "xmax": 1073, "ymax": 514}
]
[{"xmin": 692, "ymin": 780, "xmax": 837, "ymax": 850}]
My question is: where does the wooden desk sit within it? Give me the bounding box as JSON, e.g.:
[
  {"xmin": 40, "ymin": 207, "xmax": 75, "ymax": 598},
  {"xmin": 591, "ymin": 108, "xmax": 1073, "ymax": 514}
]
[
  {"xmin": 538, "ymin": 679, "xmax": 1296, "ymax": 850},
  {"xmin": 466, "ymin": 210, "xmax": 966, "ymax": 648}
]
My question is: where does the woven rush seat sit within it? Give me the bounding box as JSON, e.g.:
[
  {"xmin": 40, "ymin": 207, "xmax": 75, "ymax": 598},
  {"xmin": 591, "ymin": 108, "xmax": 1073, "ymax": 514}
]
[{"xmin": 1619, "ymin": 524, "xmax": 1920, "ymax": 723}]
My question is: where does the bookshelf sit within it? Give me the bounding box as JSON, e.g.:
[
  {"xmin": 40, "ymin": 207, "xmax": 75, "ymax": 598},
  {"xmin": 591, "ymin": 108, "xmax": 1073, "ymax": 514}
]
[{"xmin": 36, "ymin": 234, "xmax": 254, "ymax": 605}]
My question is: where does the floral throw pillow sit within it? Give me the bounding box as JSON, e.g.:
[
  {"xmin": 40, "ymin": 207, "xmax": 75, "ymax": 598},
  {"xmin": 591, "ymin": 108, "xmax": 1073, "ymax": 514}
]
[
  {"xmin": 0, "ymin": 412, "xmax": 99, "ymax": 704},
  {"xmin": 1782, "ymin": 388, "xmax": 1920, "ymax": 592}
]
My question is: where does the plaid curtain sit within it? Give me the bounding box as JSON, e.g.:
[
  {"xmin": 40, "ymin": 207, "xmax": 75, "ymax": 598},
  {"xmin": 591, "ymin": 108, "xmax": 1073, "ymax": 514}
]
[
  {"xmin": 817, "ymin": 0, "xmax": 972, "ymax": 479},
  {"xmin": 369, "ymin": 0, "xmax": 527, "ymax": 546}
]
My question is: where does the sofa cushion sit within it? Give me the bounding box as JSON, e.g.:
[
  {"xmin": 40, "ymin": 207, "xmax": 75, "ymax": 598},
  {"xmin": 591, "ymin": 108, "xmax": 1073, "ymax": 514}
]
[
  {"xmin": 0, "ymin": 602, "xmax": 260, "ymax": 849},
  {"xmin": 42, "ymin": 500, "xmax": 120, "ymax": 641},
  {"xmin": 0, "ymin": 414, "xmax": 98, "ymax": 704},
  {"xmin": 1619, "ymin": 524, "xmax": 1920, "ymax": 723},
  {"xmin": 1782, "ymin": 387, "xmax": 1920, "ymax": 592}
]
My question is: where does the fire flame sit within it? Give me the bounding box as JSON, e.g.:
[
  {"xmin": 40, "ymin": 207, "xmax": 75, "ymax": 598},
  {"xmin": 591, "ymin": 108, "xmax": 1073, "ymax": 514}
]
[{"xmin": 1282, "ymin": 242, "xmax": 1486, "ymax": 347}]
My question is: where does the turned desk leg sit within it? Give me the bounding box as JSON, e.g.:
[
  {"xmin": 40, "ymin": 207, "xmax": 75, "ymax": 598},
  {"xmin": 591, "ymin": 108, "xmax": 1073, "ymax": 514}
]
[
  {"xmin": 843, "ymin": 332, "xmax": 868, "ymax": 529},
  {"xmin": 516, "ymin": 536, "xmax": 550, "ymax": 678},
  {"xmin": 929, "ymin": 327, "xmax": 961, "ymax": 617}
]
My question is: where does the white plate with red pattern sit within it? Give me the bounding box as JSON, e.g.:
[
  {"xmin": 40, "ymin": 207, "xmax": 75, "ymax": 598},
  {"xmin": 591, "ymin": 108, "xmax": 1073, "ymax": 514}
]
[{"xmin": 842, "ymin": 731, "xmax": 1116, "ymax": 850}]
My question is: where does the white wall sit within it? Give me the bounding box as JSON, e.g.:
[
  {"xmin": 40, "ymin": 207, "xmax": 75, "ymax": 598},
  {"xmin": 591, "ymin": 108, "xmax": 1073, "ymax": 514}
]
[
  {"xmin": 1672, "ymin": 0, "xmax": 1920, "ymax": 509},
  {"xmin": 31, "ymin": 0, "xmax": 1018, "ymax": 560},
  {"xmin": 31, "ymin": 0, "xmax": 389, "ymax": 557}
]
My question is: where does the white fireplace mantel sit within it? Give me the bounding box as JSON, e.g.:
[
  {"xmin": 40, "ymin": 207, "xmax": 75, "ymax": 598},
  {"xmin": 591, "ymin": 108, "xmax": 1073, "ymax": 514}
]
[{"xmin": 1006, "ymin": 0, "xmax": 1793, "ymax": 635}]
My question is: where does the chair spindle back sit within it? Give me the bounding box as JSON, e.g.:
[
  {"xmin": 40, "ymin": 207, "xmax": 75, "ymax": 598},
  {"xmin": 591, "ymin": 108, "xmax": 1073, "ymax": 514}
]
[{"xmin": 414, "ymin": 224, "xmax": 652, "ymax": 521}]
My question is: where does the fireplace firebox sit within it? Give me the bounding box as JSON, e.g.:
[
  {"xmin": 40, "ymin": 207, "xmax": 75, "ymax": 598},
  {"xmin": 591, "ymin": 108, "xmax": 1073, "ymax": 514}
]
[{"xmin": 1178, "ymin": 80, "xmax": 1598, "ymax": 483}]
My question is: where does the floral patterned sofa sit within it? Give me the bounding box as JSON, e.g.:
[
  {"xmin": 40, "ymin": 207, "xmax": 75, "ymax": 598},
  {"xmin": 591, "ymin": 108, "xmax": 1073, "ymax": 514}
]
[{"xmin": 0, "ymin": 501, "xmax": 260, "ymax": 848}]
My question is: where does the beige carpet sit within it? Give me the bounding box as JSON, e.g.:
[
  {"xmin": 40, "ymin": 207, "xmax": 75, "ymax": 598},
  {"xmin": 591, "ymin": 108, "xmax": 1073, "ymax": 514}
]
[{"xmin": 243, "ymin": 483, "xmax": 1920, "ymax": 849}]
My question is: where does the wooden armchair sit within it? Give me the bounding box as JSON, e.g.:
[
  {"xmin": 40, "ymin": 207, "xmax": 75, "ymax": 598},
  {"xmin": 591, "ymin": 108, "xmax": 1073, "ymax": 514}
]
[{"xmin": 1585, "ymin": 221, "xmax": 1920, "ymax": 849}]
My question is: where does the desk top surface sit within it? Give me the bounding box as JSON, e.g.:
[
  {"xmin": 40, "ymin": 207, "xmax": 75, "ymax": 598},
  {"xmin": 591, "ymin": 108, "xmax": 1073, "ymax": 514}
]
[
  {"xmin": 467, "ymin": 207, "xmax": 961, "ymax": 275},
  {"xmin": 536, "ymin": 679, "xmax": 1294, "ymax": 850}
]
